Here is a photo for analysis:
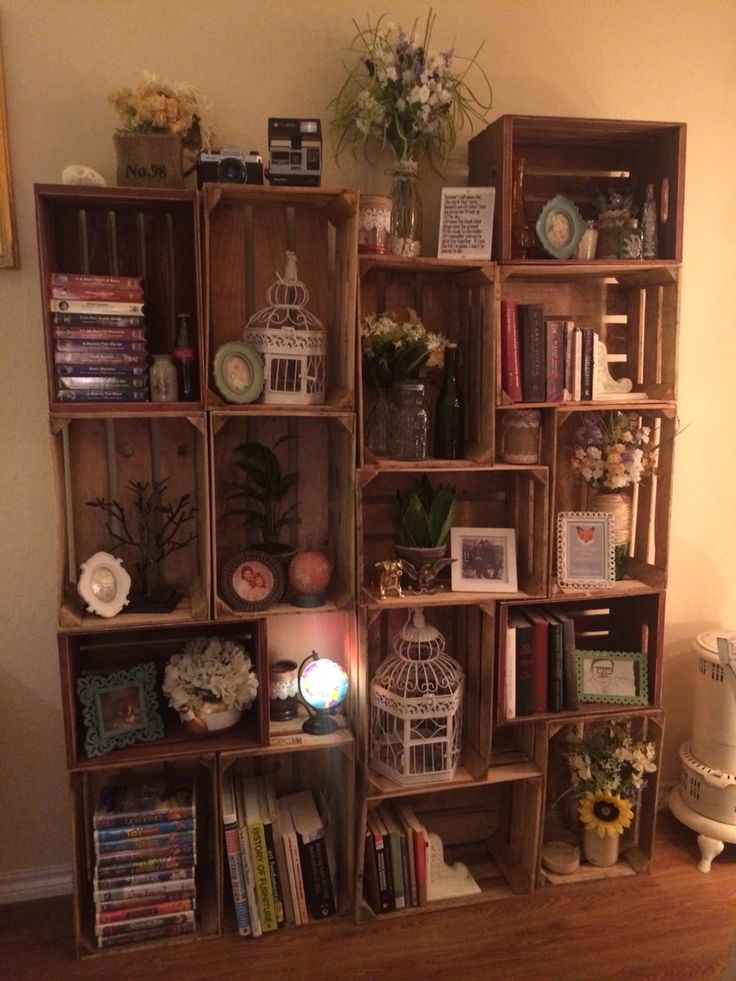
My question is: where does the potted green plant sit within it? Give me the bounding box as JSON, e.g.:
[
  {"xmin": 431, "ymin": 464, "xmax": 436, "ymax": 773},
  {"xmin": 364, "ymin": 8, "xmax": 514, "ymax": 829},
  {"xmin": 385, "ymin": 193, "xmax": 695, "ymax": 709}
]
[
  {"xmin": 224, "ymin": 436, "xmax": 301, "ymax": 562},
  {"xmin": 392, "ymin": 474, "xmax": 456, "ymax": 565}
]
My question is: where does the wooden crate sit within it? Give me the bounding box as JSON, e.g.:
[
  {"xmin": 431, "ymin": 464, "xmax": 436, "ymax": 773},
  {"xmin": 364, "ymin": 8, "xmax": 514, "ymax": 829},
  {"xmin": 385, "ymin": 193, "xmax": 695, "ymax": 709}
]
[
  {"xmin": 358, "ymin": 604, "xmax": 495, "ymax": 792},
  {"xmin": 496, "ymin": 593, "xmax": 665, "ymax": 726},
  {"xmin": 59, "ymin": 620, "xmax": 269, "ymax": 770},
  {"xmin": 219, "ymin": 742, "xmax": 356, "ymax": 928},
  {"xmin": 553, "ymin": 407, "xmax": 678, "ymax": 590},
  {"xmin": 69, "ymin": 758, "xmax": 218, "ymax": 957},
  {"xmin": 203, "ymin": 184, "xmax": 358, "ymax": 411},
  {"xmin": 358, "ymin": 256, "xmax": 495, "ymax": 465},
  {"xmin": 34, "ymin": 184, "xmax": 204, "ymax": 411},
  {"xmin": 534, "ymin": 711, "xmax": 664, "ymax": 888},
  {"xmin": 468, "ymin": 115, "xmax": 686, "ymax": 262},
  {"xmin": 210, "ymin": 411, "xmax": 355, "ymax": 619},
  {"xmin": 498, "ymin": 264, "xmax": 680, "ymax": 406},
  {"xmin": 50, "ymin": 413, "xmax": 210, "ymax": 629},
  {"xmin": 357, "ymin": 467, "xmax": 548, "ymax": 605},
  {"xmin": 357, "ymin": 773, "xmax": 542, "ymax": 920}
]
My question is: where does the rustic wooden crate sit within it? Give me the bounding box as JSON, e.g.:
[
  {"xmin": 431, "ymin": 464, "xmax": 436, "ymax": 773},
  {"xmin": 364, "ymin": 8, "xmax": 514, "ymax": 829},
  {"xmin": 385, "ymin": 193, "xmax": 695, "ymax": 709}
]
[
  {"xmin": 534, "ymin": 711, "xmax": 663, "ymax": 887},
  {"xmin": 357, "ymin": 467, "xmax": 548, "ymax": 605},
  {"xmin": 34, "ymin": 184, "xmax": 204, "ymax": 410},
  {"xmin": 69, "ymin": 758, "xmax": 218, "ymax": 957},
  {"xmin": 553, "ymin": 408, "xmax": 677, "ymax": 590},
  {"xmin": 59, "ymin": 620, "xmax": 269, "ymax": 770},
  {"xmin": 219, "ymin": 742, "xmax": 356, "ymax": 924},
  {"xmin": 356, "ymin": 773, "xmax": 542, "ymax": 920},
  {"xmin": 496, "ymin": 593, "xmax": 665, "ymax": 726},
  {"xmin": 358, "ymin": 256, "xmax": 496, "ymax": 465},
  {"xmin": 358, "ymin": 604, "xmax": 496, "ymax": 792},
  {"xmin": 468, "ymin": 115, "xmax": 686, "ymax": 262},
  {"xmin": 203, "ymin": 184, "xmax": 358, "ymax": 411},
  {"xmin": 498, "ymin": 264, "xmax": 679, "ymax": 406},
  {"xmin": 50, "ymin": 413, "xmax": 210, "ymax": 629},
  {"xmin": 210, "ymin": 411, "xmax": 355, "ymax": 619}
]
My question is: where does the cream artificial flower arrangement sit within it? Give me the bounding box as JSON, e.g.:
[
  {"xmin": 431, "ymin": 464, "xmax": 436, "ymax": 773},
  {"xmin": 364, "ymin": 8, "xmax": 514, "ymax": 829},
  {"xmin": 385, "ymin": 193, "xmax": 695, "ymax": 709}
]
[{"xmin": 162, "ymin": 636, "xmax": 258, "ymax": 715}]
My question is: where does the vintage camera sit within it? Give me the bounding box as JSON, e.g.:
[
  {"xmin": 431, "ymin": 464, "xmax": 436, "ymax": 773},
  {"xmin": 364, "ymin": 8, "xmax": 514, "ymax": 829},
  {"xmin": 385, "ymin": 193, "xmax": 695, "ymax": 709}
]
[
  {"xmin": 196, "ymin": 147, "xmax": 264, "ymax": 187},
  {"xmin": 267, "ymin": 118, "xmax": 322, "ymax": 187}
]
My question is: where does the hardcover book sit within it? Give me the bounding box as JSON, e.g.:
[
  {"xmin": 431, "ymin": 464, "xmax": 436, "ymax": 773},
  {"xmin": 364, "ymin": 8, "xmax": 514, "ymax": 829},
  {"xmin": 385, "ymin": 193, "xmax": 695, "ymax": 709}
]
[
  {"xmin": 366, "ymin": 811, "xmax": 391, "ymax": 913},
  {"xmin": 54, "ymin": 338, "xmax": 147, "ymax": 354},
  {"xmin": 394, "ymin": 803, "xmax": 428, "ymax": 907},
  {"xmin": 537, "ymin": 608, "xmax": 565, "ymax": 713},
  {"xmin": 508, "ymin": 609, "xmax": 535, "ymax": 717},
  {"xmin": 377, "ymin": 804, "xmax": 406, "ymax": 910},
  {"xmin": 523, "ymin": 607, "xmax": 550, "ymax": 715},
  {"xmin": 52, "ymin": 312, "xmax": 146, "ymax": 328},
  {"xmin": 500, "ymin": 299, "xmax": 522, "ymax": 402},
  {"xmin": 284, "ymin": 790, "xmax": 336, "ymax": 920},
  {"xmin": 50, "ymin": 285, "xmax": 144, "ymax": 302},
  {"xmin": 544, "ymin": 317, "xmax": 565, "ymax": 403},
  {"xmin": 49, "ymin": 298, "xmax": 145, "ymax": 315},
  {"xmin": 547, "ymin": 605, "xmax": 580, "ymax": 711},
  {"xmin": 50, "ymin": 272, "xmax": 143, "ymax": 289},
  {"xmin": 53, "ymin": 325, "xmax": 147, "ymax": 341},
  {"xmin": 518, "ymin": 303, "xmax": 546, "ymax": 402}
]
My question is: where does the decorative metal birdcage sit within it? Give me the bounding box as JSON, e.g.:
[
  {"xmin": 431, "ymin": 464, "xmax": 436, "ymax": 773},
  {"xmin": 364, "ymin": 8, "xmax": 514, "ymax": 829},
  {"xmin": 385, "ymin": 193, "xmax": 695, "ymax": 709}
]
[
  {"xmin": 243, "ymin": 250, "xmax": 325, "ymax": 404},
  {"xmin": 370, "ymin": 607, "xmax": 464, "ymax": 786}
]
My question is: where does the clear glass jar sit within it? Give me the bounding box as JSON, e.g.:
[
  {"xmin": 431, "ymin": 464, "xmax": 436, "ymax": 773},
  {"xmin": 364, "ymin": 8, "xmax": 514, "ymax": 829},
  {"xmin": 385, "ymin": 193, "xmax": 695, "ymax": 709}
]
[
  {"xmin": 389, "ymin": 381, "xmax": 428, "ymax": 460},
  {"xmin": 149, "ymin": 353, "xmax": 179, "ymax": 402}
]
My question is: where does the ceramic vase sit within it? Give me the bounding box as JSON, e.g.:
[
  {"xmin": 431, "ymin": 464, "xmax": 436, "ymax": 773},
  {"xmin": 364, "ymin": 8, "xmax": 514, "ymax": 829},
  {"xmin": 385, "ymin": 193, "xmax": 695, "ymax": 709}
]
[
  {"xmin": 180, "ymin": 701, "xmax": 242, "ymax": 738},
  {"xmin": 582, "ymin": 826, "xmax": 620, "ymax": 867}
]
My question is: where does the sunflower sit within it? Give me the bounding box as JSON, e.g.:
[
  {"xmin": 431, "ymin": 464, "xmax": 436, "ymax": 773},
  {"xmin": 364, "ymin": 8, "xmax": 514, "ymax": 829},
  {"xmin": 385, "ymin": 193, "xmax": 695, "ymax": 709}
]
[{"xmin": 578, "ymin": 789, "xmax": 634, "ymax": 837}]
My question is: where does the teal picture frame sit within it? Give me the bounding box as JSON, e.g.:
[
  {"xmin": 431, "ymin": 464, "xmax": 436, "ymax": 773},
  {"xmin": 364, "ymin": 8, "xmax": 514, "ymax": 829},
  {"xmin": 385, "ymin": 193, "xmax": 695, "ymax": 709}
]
[
  {"xmin": 575, "ymin": 649, "xmax": 650, "ymax": 706},
  {"xmin": 77, "ymin": 662, "xmax": 164, "ymax": 757}
]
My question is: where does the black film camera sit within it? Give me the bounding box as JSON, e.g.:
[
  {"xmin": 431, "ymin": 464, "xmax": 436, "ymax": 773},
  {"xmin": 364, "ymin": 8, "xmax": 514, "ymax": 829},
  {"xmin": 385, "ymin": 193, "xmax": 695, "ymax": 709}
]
[
  {"xmin": 267, "ymin": 118, "xmax": 322, "ymax": 187},
  {"xmin": 196, "ymin": 147, "xmax": 264, "ymax": 187}
]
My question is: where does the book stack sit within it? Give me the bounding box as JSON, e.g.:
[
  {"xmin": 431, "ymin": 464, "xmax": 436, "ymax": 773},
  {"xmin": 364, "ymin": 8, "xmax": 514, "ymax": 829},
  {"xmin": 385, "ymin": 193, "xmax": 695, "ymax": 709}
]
[
  {"xmin": 363, "ymin": 801, "xmax": 429, "ymax": 914},
  {"xmin": 92, "ymin": 775, "xmax": 197, "ymax": 949},
  {"xmin": 50, "ymin": 273, "xmax": 149, "ymax": 403},
  {"xmin": 505, "ymin": 606, "xmax": 579, "ymax": 719},
  {"xmin": 220, "ymin": 772, "xmax": 337, "ymax": 938},
  {"xmin": 501, "ymin": 300, "xmax": 599, "ymax": 404}
]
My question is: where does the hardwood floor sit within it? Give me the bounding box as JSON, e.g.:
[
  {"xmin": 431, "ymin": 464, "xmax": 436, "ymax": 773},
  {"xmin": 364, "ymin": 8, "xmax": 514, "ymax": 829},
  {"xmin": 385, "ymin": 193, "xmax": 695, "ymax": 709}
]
[{"xmin": 3, "ymin": 811, "xmax": 736, "ymax": 981}]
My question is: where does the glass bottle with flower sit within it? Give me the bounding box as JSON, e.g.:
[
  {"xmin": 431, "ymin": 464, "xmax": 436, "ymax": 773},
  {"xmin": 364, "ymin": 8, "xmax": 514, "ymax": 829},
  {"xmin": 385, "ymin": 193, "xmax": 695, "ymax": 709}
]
[
  {"xmin": 570, "ymin": 410, "xmax": 656, "ymax": 578},
  {"xmin": 361, "ymin": 310, "xmax": 447, "ymax": 457},
  {"xmin": 330, "ymin": 10, "xmax": 492, "ymax": 256},
  {"xmin": 561, "ymin": 721, "xmax": 657, "ymax": 867}
]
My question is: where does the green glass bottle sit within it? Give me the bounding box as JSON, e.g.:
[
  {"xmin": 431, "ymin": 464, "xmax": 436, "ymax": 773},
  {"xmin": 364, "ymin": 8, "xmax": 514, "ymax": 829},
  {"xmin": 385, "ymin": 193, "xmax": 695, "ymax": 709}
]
[{"xmin": 433, "ymin": 343, "xmax": 465, "ymax": 459}]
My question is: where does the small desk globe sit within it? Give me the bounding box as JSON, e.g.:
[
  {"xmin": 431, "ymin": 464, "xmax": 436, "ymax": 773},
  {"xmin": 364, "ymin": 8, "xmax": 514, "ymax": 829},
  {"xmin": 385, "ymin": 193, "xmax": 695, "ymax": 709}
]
[
  {"xmin": 298, "ymin": 653, "xmax": 348, "ymax": 735},
  {"xmin": 287, "ymin": 549, "xmax": 333, "ymax": 607}
]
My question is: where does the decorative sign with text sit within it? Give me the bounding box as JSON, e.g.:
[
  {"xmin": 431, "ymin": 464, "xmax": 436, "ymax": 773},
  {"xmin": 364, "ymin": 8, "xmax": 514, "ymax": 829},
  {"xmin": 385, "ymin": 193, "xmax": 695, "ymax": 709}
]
[{"xmin": 437, "ymin": 187, "xmax": 495, "ymax": 259}]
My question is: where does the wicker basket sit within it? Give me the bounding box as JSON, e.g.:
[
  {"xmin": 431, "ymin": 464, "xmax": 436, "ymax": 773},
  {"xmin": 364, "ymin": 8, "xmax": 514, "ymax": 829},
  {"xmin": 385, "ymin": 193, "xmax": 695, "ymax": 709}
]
[{"xmin": 114, "ymin": 132, "xmax": 184, "ymax": 188}]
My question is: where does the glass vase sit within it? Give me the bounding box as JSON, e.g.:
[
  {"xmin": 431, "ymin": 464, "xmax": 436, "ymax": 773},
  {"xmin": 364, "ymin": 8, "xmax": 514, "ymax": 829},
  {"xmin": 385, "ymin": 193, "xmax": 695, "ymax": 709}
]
[
  {"xmin": 365, "ymin": 388, "xmax": 391, "ymax": 457},
  {"xmin": 389, "ymin": 158, "xmax": 422, "ymax": 257},
  {"xmin": 591, "ymin": 489, "xmax": 632, "ymax": 579}
]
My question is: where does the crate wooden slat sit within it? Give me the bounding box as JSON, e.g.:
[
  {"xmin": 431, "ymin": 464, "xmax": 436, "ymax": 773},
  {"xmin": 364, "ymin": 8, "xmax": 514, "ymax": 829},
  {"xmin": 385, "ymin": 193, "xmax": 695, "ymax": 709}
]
[
  {"xmin": 357, "ymin": 256, "xmax": 496, "ymax": 466},
  {"xmin": 495, "ymin": 593, "xmax": 665, "ymax": 726},
  {"xmin": 51, "ymin": 413, "xmax": 210, "ymax": 629},
  {"xmin": 468, "ymin": 115, "xmax": 686, "ymax": 262},
  {"xmin": 59, "ymin": 621, "xmax": 269, "ymax": 770},
  {"xmin": 35, "ymin": 184, "xmax": 204, "ymax": 412},
  {"xmin": 203, "ymin": 184, "xmax": 358, "ymax": 411},
  {"xmin": 209, "ymin": 411, "xmax": 355, "ymax": 619},
  {"xmin": 357, "ymin": 467, "xmax": 548, "ymax": 604},
  {"xmin": 69, "ymin": 758, "xmax": 219, "ymax": 958}
]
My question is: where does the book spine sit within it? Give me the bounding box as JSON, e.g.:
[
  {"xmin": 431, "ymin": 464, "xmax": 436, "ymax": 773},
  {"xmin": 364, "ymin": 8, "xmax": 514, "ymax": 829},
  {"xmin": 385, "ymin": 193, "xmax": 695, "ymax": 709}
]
[
  {"xmin": 95, "ymin": 831, "xmax": 195, "ymax": 855},
  {"xmin": 562, "ymin": 319, "xmax": 576, "ymax": 401},
  {"xmin": 53, "ymin": 325, "xmax": 147, "ymax": 341},
  {"xmin": 580, "ymin": 327, "xmax": 596, "ymax": 401},
  {"xmin": 528, "ymin": 611, "xmax": 549, "ymax": 715},
  {"xmin": 362, "ymin": 828, "xmax": 382, "ymax": 915},
  {"xmin": 57, "ymin": 376, "xmax": 148, "ymax": 391},
  {"xmin": 56, "ymin": 389, "xmax": 149, "ymax": 403},
  {"xmin": 223, "ymin": 824, "xmax": 252, "ymax": 937},
  {"xmin": 50, "ymin": 285, "xmax": 144, "ymax": 302},
  {"xmin": 50, "ymin": 272, "xmax": 142, "ymax": 289},
  {"xmin": 50, "ymin": 298, "xmax": 145, "ymax": 315},
  {"xmin": 500, "ymin": 299, "xmax": 522, "ymax": 402},
  {"xmin": 96, "ymin": 897, "xmax": 193, "ymax": 925},
  {"xmin": 572, "ymin": 327, "xmax": 583, "ymax": 401},
  {"xmin": 261, "ymin": 818, "xmax": 285, "ymax": 926},
  {"xmin": 94, "ymin": 909, "xmax": 195, "ymax": 938},
  {"xmin": 52, "ymin": 312, "xmax": 146, "ymax": 328},
  {"xmin": 546, "ymin": 620, "xmax": 564, "ymax": 713},
  {"xmin": 372, "ymin": 829, "xmax": 392, "ymax": 912},
  {"xmin": 247, "ymin": 822, "xmax": 278, "ymax": 932},
  {"xmin": 54, "ymin": 350, "xmax": 147, "ymax": 366},
  {"xmin": 94, "ymin": 819, "xmax": 195, "ymax": 842},
  {"xmin": 97, "ymin": 921, "xmax": 195, "ymax": 949},
  {"xmin": 95, "ymin": 852, "xmax": 195, "ymax": 879},
  {"xmin": 93, "ymin": 868, "xmax": 194, "ymax": 890},
  {"xmin": 297, "ymin": 834, "xmax": 336, "ymax": 920},
  {"xmin": 384, "ymin": 829, "xmax": 405, "ymax": 910},
  {"xmin": 94, "ymin": 881, "xmax": 195, "ymax": 905},
  {"xmin": 561, "ymin": 615, "xmax": 579, "ymax": 711},
  {"xmin": 505, "ymin": 622, "xmax": 517, "ymax": 721},
  {"xmin": 412, "ymin": 828, "xmax": 428, "ymax": 907},
  {"xmin": 54, "ymin": 338, "xmax": 147, "ymax": 354},
  {"xmin": 513, "ymin": 617, "xmax": 535, "ymax": 717},
  {"xmin": 93, "ymin": 796, "xmax": 195, "ymax": 830},
  {"xmin": 518, "ymin": 303, "xmax": 546, "ymax": 402},
  {"xmin": 95, "ymin": 844, "xmax": 195, "ymax": 868},
  {"xmin": 284, "ymin": 828, "xmax": 308, "ymax": 923},
  {"xmin": 544, "ymin": 317, "xmax": 565, "ymax": 403}
]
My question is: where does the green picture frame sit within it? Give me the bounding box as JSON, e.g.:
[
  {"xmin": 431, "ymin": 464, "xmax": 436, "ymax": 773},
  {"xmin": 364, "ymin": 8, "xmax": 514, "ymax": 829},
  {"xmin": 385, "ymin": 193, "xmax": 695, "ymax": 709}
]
[
  {"xmin": 77, "ymin": 662, "xmax": 165, "ymax": 757},
  {"xmin": 575, "ymin": 649, "xmax": 650, "ymax": 706}
]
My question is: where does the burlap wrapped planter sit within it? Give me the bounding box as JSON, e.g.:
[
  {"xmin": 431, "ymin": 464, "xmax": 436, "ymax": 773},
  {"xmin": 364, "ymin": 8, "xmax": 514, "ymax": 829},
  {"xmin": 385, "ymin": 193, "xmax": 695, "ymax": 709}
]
[{"xmin": 114, "ymin": 132, "xmax": 184, "ymax": 188}]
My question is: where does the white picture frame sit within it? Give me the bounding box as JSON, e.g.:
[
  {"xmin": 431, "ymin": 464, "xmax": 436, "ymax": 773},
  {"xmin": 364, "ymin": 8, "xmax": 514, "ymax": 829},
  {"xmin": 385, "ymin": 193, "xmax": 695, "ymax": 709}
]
[
  {"xmin": 557, "ymin": 511, "xmax": 616, "ymax": 589},
  {"xmin": 77, "ymin": 551, "xmax": 131, "ymax": 618},
  {"xmin": 437, "ymin": 187, "xmax": 495, "ymax": 260},
  {"xmin": 450, "ymin": 527, "xmax": 517, "ymax": 593}
]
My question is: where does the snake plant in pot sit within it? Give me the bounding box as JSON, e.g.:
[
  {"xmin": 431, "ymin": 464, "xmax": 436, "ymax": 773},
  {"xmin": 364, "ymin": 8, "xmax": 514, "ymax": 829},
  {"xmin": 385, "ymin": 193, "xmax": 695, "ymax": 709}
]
[{"xmin": 392, "ymin": 474, "xmax": 456, "ymax": 566}]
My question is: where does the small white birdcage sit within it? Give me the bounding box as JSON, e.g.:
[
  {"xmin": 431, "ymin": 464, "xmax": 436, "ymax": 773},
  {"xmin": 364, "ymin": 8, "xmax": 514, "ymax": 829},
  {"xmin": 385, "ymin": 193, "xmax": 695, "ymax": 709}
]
[
  {"xmin": 370, "ymin": 608, "xmax": 464, "ymax": 786},
  {"xmin": 243, "ymin": 250, "xmax": 325, "ymax": 404}
]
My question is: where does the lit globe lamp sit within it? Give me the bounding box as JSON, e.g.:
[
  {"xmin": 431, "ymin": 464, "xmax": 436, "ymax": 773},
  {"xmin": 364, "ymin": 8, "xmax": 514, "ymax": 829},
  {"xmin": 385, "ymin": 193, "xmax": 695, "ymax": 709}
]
[
  {"xmin": 298, "ymin": 651, "xmax": 349, "ymax": 735},
  {"xmin": 287, "ymin": 548, "xmax": 333, "ymax": 608}
]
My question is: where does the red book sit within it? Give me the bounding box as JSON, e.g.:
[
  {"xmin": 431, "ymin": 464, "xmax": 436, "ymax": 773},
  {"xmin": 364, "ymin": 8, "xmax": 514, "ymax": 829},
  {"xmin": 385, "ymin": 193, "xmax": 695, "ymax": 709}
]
[
  {"xmin": 50, "ymin": 272, "xmax": 143, "ymax": 290},
  {"xmin": 508, "ymin": 609, "xmax": 534, "ymax": 717},
  {"xmin": 395, "ymin": 803, "xmax": 428, "ymax": 907},
  {"xmin": 521, "ymin": 607, "xmax": 549, "ymax": 714},
  {"xmin": 50, "ymin": 285, "xmax": 144, "ymax": 302},
  {"xmin": 500, "ymin": 299, "xmax": 522, "ymax": 402}
]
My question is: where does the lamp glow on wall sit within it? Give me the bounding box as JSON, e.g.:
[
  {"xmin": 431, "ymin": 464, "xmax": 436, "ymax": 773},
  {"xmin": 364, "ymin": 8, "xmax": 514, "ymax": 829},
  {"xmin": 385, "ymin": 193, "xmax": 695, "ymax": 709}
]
[{"xmin": 298, "ymin": 650, "xmax": 349, "ymax": 735}]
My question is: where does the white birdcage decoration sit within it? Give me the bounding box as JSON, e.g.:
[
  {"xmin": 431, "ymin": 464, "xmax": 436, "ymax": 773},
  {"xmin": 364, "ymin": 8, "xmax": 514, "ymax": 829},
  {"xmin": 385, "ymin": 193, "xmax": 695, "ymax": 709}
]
[
  {"xmin": 243, "ymin": 250, "xmax": 325, "ymax": 404},
  {"xmin": 370, "ymin": 608, "xmax": 464, "ymax": 786}
]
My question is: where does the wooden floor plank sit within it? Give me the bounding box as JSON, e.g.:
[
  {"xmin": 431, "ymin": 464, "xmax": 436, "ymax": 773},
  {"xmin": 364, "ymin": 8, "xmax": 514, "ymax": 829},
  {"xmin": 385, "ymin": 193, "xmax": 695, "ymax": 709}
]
[{"xmin": 2, "ymin": 812, "xmax": 736, "ymax": 981}]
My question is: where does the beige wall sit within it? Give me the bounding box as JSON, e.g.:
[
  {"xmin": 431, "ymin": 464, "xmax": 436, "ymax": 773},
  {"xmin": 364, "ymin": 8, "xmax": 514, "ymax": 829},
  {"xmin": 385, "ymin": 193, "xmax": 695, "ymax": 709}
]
[{"xmin": 1, "ymin": 0, "xmax": 735, "ymax": 889}]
